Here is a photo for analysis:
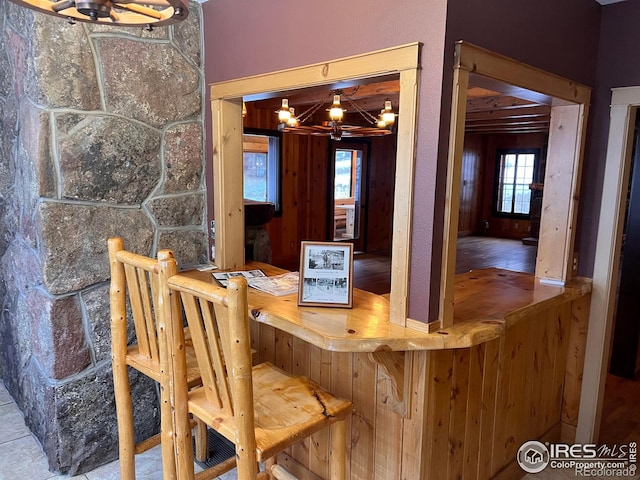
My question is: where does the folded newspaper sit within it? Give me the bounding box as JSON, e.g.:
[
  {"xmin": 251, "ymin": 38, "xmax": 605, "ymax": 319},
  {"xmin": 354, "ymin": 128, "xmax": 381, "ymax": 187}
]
[
  {"xmin": 212, "ymin": 270, "xmax": 299, "ymax": 296},
  {"xmin": 246, "ymin": 272, "xmax": 299, "ymax": 296}
]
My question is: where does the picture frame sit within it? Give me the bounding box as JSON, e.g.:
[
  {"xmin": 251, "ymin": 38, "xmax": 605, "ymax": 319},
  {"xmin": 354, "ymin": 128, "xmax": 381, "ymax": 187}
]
[{"xmin": 298, "ymin": 241, "xmax": 354, "ymax": 308}]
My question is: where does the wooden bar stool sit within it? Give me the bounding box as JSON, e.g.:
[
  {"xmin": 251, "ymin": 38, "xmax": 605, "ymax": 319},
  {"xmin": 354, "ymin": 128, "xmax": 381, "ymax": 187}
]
[
  {"xmin": 158, "ymin": 256, "xmax": 354, "ymax": 480},
  {"xmin": 108, "ymin": 237, "xmax": 213, "ymax": 480}
]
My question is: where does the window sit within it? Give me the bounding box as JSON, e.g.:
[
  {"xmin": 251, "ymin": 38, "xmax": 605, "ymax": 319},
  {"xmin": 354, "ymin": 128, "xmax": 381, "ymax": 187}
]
[
  {"xmin": 494, "ymin": 149, "xmax": 539, "ymax": 217},
  {"xmin": 242, "ymin": 130, "xmax": 281, "ymax": 212},
  {"xmin": 334, "ymin": 148, "xmax": 362, "ymax": 200},
  {"xmin": 332, "ymin": 147, "xmax": 364, "ymax": 241}
]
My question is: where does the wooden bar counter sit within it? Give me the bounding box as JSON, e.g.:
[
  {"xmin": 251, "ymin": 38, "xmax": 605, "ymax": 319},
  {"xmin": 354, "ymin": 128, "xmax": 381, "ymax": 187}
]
[{"xmin": 185, "ymin": 264, "xmax": 592, "ymax": 480}]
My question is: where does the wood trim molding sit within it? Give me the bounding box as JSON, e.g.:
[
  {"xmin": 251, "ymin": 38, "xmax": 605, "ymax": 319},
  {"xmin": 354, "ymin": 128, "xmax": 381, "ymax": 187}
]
[
  {"xmin": 390, "ymin": 67, "xmax": 420, "ymax": 326},
  {"xmin": 576, "ymin": 87, "xmax": 639, "ymax": 443},
  {"xmin": 454, "ymin": 41, "xmax": 591, "ymax": 105},
  {"xmin": 535, "ymin": 103, "xmax": 590, "ymax": 282},
  {"xmin": 209, "ymin": 43, "xmax": 421, "ymax": 327},
  {"xmin": 210, "ymin": 43, "xmax": 421, "ymax": 100},
  {"xmin": 211, "ymin": 98, "xmax": 245, "ymax": 269},
  {"xmin": 439, "ymin": 55, "xmax": 470, "ymax": 329},
  {"xmin": 440, "ymin": 41, "xmax": 591, "ymax": 329}
]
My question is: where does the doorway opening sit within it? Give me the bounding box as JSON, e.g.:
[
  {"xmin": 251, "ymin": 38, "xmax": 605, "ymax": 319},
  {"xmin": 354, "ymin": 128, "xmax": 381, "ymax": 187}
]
[
  {"xmin": 441, "ymin": 41, "xmax": 591, "ymax": 331},
  {"xmin": 209, "ymin": 43, "xmax": 420, "ymax": 327},
  {"xmin": 583, "ymin": 86, "xmax": 640, "ymax": 443},
  {"xmin": 331, "ymin": 142, "xmax": 367, "ymax": 248}
]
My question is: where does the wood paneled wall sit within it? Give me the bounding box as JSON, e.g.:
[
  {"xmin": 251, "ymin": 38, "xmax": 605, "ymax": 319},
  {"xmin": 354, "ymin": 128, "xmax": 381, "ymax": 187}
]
[
  {"xmin": 243, "ymin": 104, "xmax": 396, "ymax": 266},
  {"xmin": 363, "ymin": 136, "xmax": 397, "ymax": 254},
  {"xmin": 459, "ymin": 134, "xmax": 485, "ymax": 235},
  {"xmin": 249, "ymin": 292, "xmax": 589, "ymax": 479},
  {"xmin": 461, "ymin": 132, "xmax": 547, "ymax": 240},
  {"xmin": 270, "ymin": 133, "xmax": 330, "ymax": 267}
]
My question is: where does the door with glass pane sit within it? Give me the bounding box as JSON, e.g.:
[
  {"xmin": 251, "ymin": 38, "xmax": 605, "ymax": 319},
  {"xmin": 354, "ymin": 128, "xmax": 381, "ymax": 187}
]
[{"xmin": 331, "ymin": 142, "xmax": 368, "ymax": 251}]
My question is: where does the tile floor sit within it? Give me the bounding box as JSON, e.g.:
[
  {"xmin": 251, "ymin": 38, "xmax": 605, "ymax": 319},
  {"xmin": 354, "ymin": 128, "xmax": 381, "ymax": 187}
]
[
  {"xmin": 1, "ymin": 379, "xmax": 637, "ymax": 480},
  {"xmin": 0, "ymin": 381, "xmax": 237, "ymax": 480}
]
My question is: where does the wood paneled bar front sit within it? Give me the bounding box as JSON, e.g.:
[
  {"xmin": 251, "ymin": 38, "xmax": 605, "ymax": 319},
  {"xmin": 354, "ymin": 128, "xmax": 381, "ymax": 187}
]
[{"xmin": 185, "ymin": 264, "xmax": 591, "ymax": 479}]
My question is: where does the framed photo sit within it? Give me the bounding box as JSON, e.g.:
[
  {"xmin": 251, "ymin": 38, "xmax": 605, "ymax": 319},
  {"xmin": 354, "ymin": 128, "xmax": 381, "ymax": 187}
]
[{"xmin": 298, "ymin": 241, "xmax": 354, "ymax": 308}]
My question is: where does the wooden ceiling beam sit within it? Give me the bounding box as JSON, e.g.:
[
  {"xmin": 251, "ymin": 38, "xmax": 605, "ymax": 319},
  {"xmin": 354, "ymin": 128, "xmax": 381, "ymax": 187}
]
[
  {"xmin": 466, "ymin": 95, "xmax": 543, "ymax": 112},
  {"xmin": 465, "ymin": 118, "xmax": 549, "ymax": 127},
  {"xmin": 247, "ymin": 79, "xmax": 553, "ymax": 135},
  {"xmin": 465, "ymin": 105, "xmax": 550, "ymax": 121},
  {"xmin": 465, "ymin": 121, "xmax": 550, "ymax": 132},
  {"xmin": 465, "ymin": 125, "xmax": 549, "ymax": 134},
  {"xmin": 253, "ymin": 80, "xmax": 400, "ymax": 110}
]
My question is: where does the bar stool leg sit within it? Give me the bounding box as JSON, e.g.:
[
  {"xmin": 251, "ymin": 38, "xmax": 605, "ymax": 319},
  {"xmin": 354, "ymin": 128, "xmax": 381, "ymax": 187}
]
[
  {"xmin": 113, "ymin": 349, "xmax": 135, "ymax": 479},
  {"xmin": 194, "ymin": 418, "xmax": 209, "ymax": 462},
  {"xmin": 330, "ymin": 420, "xmax": 347, "ymax": 480}
]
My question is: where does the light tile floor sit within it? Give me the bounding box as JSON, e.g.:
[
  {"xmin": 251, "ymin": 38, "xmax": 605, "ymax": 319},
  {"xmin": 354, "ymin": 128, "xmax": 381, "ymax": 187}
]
[
  {"xmin": 1, "ymin": 380, "xmax": 637, "ymax": 480},
  {"xmin": 0, "ymin": 381, "xmax": 238, "ymax": 480}
]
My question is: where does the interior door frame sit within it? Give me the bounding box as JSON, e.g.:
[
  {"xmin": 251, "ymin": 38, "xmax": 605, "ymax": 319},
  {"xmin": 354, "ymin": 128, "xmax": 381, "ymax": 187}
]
[
  {"xmin": 440, "ymin": 41, "xmax": 591, "ymax": 330},
  {"xmin": 329, "ymin": 139, "xmax": 370, "ymax": 251},
  {"xmin": 209, "ymin": 43, "xmax": 421, "ymax": 327},
  {"xmin": 576, "ymin": 86, "xmax": 640, "ymax": 443}
]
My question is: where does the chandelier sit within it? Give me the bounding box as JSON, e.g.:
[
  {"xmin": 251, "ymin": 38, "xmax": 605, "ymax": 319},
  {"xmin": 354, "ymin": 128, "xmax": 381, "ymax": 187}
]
[
  {"xmin": 7, "ymin": 0, "xmax": 188, "ymax": 27},
  {"xmin": 276, "ymin": 89, "xmax": 396, "ymax": 141}
]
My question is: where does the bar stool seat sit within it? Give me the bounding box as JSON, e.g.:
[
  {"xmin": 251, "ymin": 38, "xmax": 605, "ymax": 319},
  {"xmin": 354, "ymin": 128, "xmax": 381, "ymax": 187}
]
[{"xmin": 189, "ymin": 362, "xmax": 354, "ymax": 462}]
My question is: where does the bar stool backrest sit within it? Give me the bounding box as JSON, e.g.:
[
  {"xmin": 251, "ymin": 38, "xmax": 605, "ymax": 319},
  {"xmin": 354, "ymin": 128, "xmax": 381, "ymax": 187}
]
[
  {"xmin": 108, "ymin": 237, "xmax": 178, "ymax": 479},
  {"xmin": 159, "ymin": 263, "xmax": 258, "ymax": 478},
  {"xmin": 159, "ymin": 258, "xmax": 353, "ymax": 480}
]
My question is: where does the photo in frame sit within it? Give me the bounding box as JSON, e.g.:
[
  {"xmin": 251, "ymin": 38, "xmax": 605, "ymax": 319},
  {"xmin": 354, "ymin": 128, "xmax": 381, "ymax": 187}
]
[{"xmin": 298, "ymin": 241, "xmax": 353, "ymax": 308}]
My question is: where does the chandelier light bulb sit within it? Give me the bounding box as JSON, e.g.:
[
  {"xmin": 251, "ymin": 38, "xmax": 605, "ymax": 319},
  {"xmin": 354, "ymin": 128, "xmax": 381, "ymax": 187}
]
[
  {"xmin": 382, "ymin": 100, "xmax": 395, "ymax": 125},
  {"xmin": 329, "ymin": 94, "xmax": 344, "ymax": 122},
  {"xmin": 273, "ymin": 88, "xmax": 396, "ymax": 138},
  {"xmin": 287, "ymin": 108, "xmax": 299, "ymax": 127},
  {"xmin": 278, "ymin": 99, "xmax": 291, "ymax": 123}
]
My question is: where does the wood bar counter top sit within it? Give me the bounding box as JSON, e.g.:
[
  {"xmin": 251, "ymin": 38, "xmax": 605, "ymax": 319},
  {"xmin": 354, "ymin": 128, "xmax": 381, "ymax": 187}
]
[
  {"xmin": 185, "ymin": 263, "xmax": 591, "ymax": 353},
  {"xmin": 184, "ymin": 262, "xmax": 592, "ymax": 479}
]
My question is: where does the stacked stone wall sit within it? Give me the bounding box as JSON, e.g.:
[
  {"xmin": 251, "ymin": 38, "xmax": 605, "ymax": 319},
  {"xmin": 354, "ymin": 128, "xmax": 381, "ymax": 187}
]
[{"xmin": 0, "ymin": 0, "xmax": 206, "ymax": 473}]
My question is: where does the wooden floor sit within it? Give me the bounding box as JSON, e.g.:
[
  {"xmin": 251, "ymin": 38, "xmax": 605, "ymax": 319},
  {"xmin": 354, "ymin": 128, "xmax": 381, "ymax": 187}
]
[
  {"xmin": 352, "ymin": 252, "xmax": 392, "ymax": 294},
  {"xmin": 352, "ymin": 235, "xmax": 537, "ymax": 294},
  {"xmin": 352, "ymin": 235, "xmax": 639, "ymax": 451},
  {"xmin": 599, "ymin": 372, "xmax": 640, "ymax": 445},
  {"xmin": 455, "ymin": 235, "xmax": 537, "ymax": 274}
]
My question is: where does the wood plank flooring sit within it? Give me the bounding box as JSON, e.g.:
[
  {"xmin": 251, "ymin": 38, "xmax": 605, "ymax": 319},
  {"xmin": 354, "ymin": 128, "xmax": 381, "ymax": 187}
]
[
  {"xmin": 352, "ymin": 252, "xmax": 392, "ymax": 294},
  {"xmin": 352, "ymin": 235, "xmax": 537, "ymax": 294},
  {"xmin": 455, "ymin": 235, "xmax": 537, "ymax": 274},
  {"xmin": 599, "ymin": 372, "xmax": 640, "ymax": 445}
]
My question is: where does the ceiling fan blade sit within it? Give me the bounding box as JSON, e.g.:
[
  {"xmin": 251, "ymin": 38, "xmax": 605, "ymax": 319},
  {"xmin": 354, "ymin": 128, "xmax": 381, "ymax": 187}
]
[
  {"xmin": 109, "ymin": 8, "xmax": 119, "ymax": 21},
  {"xmin": 113, "ymin": 2, "xmax": 163, "ymax": 19},
  {"xmin": 52, "ymin": 0, "xmax": 75, "ymax": 12},
  {"xmin": 112, "ymin": 0, "xmax": 170, "ymax": 5}
]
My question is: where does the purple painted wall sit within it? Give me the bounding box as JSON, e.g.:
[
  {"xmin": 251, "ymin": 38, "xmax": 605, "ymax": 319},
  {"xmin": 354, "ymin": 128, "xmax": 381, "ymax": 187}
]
[
  {"xmin": 437, "ymin": 0, "xmax": 600, "ymax": 312},
  {"xmin": 445, "ymin": 0, "xmax": 600, "ymax": 86},
  {"xmin": 576, "ymin": 1, "xmax": 640, "ymax": 276},
  {"xmin": 201, "ymin": 0, "xmax": 449, "ymax": 322},
  {"xmin": 434, "ymin": 0, "xmax": 600, "ymax": 284},
  {"xmin": 201, "ymin": 0, "xmax": 608, "ymax": 322}
]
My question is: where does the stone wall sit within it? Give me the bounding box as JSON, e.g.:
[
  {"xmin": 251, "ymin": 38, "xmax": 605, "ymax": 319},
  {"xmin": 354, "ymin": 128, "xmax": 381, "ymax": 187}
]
[{"xmin": 0, "ymin": 1, "xmax": 206, "ymax": 474}]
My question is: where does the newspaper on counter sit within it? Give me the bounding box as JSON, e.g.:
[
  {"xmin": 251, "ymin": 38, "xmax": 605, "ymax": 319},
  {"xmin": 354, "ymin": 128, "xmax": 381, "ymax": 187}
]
[
  {"xmin": 212, "ymin": 269, "xmax": 266, "ymax": 288},
  {"xmin": 212, "ymin": 269, "xmax": 299, "ymax": 296},
  {"xmin": 246, "ymin": 272, "xmax": 299, "ymax": 297}
]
